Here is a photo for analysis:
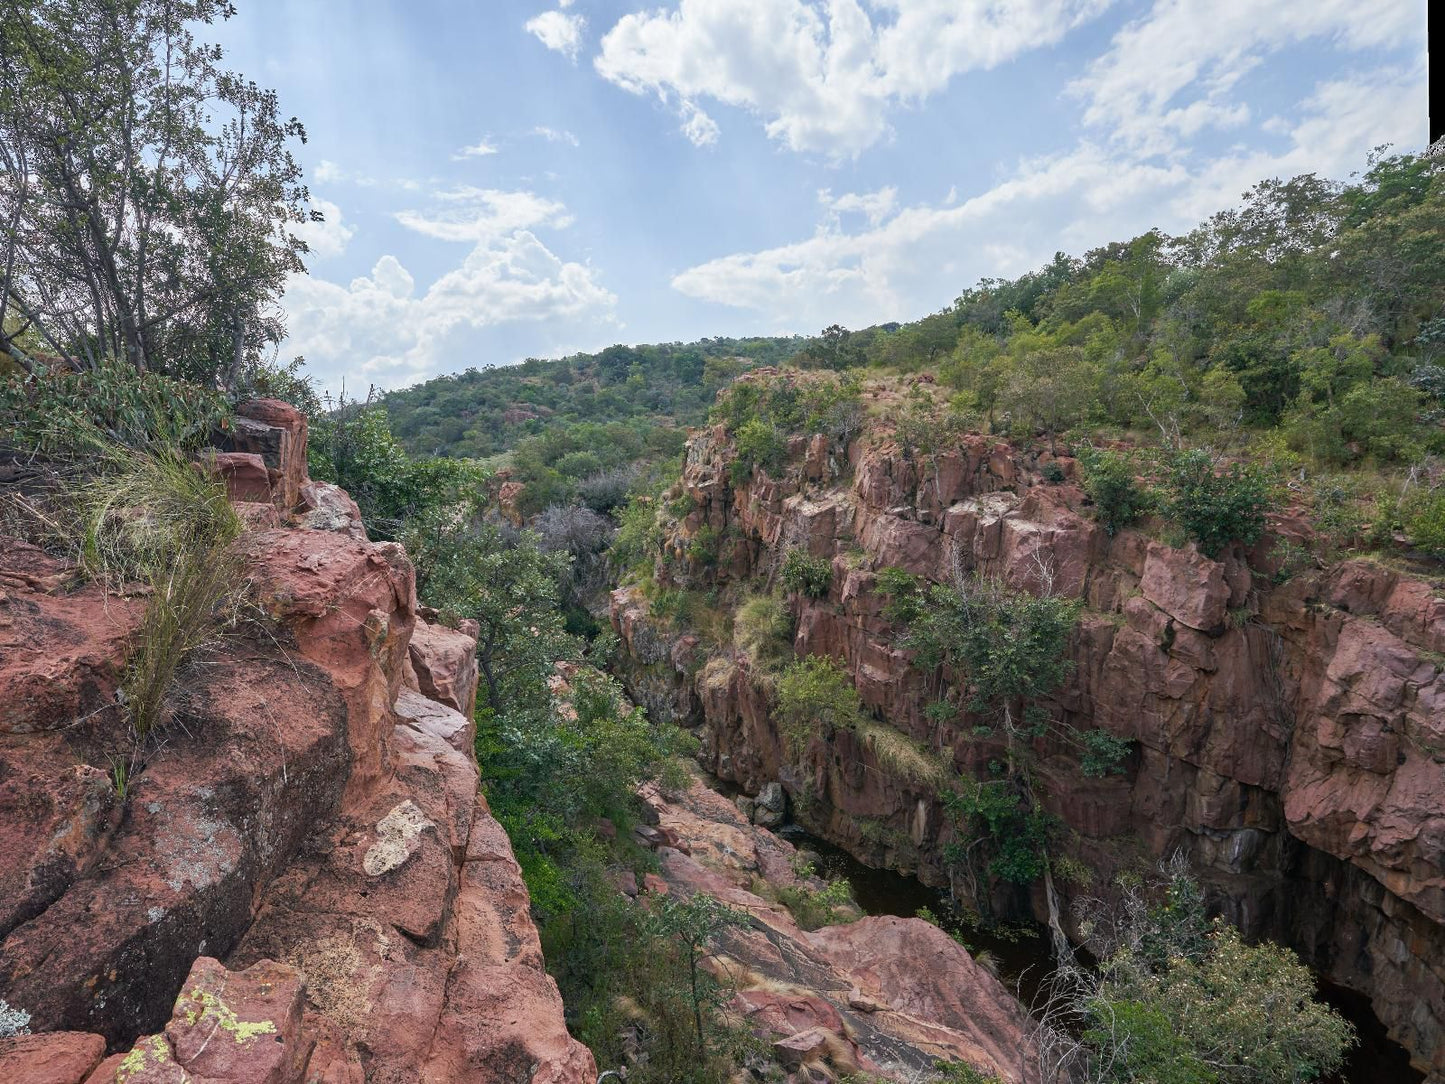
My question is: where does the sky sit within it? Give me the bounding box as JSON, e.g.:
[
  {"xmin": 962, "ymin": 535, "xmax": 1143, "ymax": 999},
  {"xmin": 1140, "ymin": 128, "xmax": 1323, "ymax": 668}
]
[{"xmin": 208, "ymin": 0, "xmax": 1431, "ymax": 395}]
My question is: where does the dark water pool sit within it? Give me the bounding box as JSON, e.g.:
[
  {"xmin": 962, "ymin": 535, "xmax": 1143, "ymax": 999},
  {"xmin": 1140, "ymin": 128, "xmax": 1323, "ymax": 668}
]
[{"xmin": 775, "ymin": 825, "xmax": 1422, "ymax": 1084}]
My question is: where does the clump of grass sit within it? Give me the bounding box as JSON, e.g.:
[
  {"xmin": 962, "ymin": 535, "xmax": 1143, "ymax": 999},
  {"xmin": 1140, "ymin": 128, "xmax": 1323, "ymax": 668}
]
[
  {"xmin": 732, "ymin": 591, "xmax": 793, "ymax": 674},
  {"xmin": 76, "ymin": 449, "xmax": 245, "ymax": 740},
  {"xmin": 77, "ymin": 448, "xmax": 241, "ymax": 584},
  {"xmin": 853, "ymin": 717, "xmax": 950, "ymax": 789}
]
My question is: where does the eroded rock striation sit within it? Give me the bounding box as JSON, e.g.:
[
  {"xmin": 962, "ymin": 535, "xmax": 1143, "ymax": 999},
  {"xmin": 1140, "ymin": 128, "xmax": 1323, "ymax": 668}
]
[
  {"xmin": 611, "ymin": 380, "xmax": 1445, "ymax": 1077},
  {"xmin": 0, "ymin": 401, "xmax": 593, "ymax": 1084}
]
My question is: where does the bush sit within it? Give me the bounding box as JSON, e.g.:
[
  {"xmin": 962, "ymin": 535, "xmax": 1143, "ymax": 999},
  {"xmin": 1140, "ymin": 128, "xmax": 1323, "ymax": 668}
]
[
  {"xmin": 775, "ymin": 655, "xmax": 864, "ymax": 757},
  {"xmin": 610, "ymin": 495, "xmax": 661, "ymax": 576},
  {"xmin": 780, "ymin": 547, "xmax": 833, "ymax": 598},
  {"xmin": 1079, "ymin": 728, "xmax": 1133, "ymax": 777},
  {"xmin": 775, "ymin": 876, "xmax": 857, "ymax": 931},
  {"xmin": 728, "ymin": 418, "xmax": 786, "ymax": 486},
  {"xmin": 1163, "ymin": 449, "xmax": 1272, "ymax": 558},
  {"xmin": 309, "ymin": 398, "xmax": 488, "ymax": 539},
  {"xmin": 1405, "ymin": 489, "xmax": 1445, "ymax": 557},
  {"xmin": 0, "ymin": 359, "xmax": 229, "ymax": 456},
  {"xmin": 1080, "ymin": 448, "xmax": 1152, "ymax": 535},
  {"xmin": 1047, "ymin": 862, "xmax": 1355, "ymax": 1084},
  {"xmin": 687, "ymin": 524, "xmax": 722, "ymax": 566}
]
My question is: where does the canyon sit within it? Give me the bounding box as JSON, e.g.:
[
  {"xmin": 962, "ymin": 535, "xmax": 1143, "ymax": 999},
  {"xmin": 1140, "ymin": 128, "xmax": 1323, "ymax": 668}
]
[
  {"xmin": 1, "ymin": 383, "xmax": 1440, "ymax": 1081},
  {"xmin": 610, "ymin": 371, "xmax": 1445, "ymax": 1079}
]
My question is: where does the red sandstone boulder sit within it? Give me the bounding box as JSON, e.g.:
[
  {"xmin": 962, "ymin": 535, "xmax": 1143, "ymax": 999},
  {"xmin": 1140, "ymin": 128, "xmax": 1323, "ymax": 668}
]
[
  {"xmin": 407, "ymin": 619, "xmax": 479, "ymax": 719},
  {"xmin": 227, "ymin": 399, "xmax": 308, "ymax": 512},
  {"xmin": 0, "ymin": 1031, "xmax": 105, "ymax": 1084},
  {"xmin": 0, "ymin": 541, "xmax": 141, "ymax": 735},
  {"xmin": 808, "ymin": 916, "xmax": 1036, "ymax": 1081},
  {"xmin": 1139, "ymin": 540, "xmax": 1228, "ymax": 632},
  {"xmin": 297, "ymin": 480, "xmax": 367, "ymax": 541},
  {"xmin": 210, "ymin": 451, "xmax": 273, "ymax": 504}
]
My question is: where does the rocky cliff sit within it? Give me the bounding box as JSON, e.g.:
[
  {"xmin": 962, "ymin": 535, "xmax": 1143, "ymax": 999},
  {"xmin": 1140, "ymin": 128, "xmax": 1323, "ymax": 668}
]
[
  {"xmin": 610, "ymin": 373, "xmax": 1445, "ymax": 1078},
  {"xmin": 0, "ymin": 402, "xmax": 594, "ymax": 1084}
]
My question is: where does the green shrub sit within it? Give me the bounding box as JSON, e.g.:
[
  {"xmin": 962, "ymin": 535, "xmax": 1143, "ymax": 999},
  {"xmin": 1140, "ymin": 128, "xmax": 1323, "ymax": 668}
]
[
  {"xmin": 1405, "ymin": 489, "xmax": 1445, "ymax": 557},
  {"xmin": 611, "ymin": 495, "xmax": 662, "ymax": 576},
  {"xmin": 728, "ymin": 418, "xmax": 786, "ymax": 485},
  {"xmin": 1079, "ymin": 729, "xmax": 1133, "ymax": 777},
  {"xmin": 0, "ymin": 360, "xmax": 229, "ymax": 456},
  {"xmin": 780, "ymin": 547, "xmax": 833, "ymax": 597},
  {"xmin": 775, "ymin": 655, "xmax": 864, "ymax": 757},
  {"xmin": 775, "ymin": 876, "xmax": 857, "ymax": 931},
  {"xmin": 1080, "ymin": 448, "xmax": 1153, "ymax": 535},
  {"xmin": 687, "ymin": 525, "xmax": 721, "ymax": 566},
  {"xmin": 1163, "ymin": 449, "xmax": 1273, "ymax": 558},
  {"xmin": 309, "ymin": 399, "xmax": 488, "ymax": 540}
]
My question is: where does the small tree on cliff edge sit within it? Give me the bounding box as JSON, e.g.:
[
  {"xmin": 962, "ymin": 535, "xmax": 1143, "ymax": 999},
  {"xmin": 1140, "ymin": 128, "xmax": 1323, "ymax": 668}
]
[{"xmin": 0, "ymin": 0, "xmax": 315, "ymax": 386}]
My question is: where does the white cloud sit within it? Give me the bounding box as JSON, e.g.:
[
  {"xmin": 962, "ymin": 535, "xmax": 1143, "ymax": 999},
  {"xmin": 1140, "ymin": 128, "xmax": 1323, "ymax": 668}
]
[
  {"xmin": 671, "ymin": 57, "xmax": 1425, "ymax": 329},
  {"xmin": 820, "ymin": 186, "xmax": 898, "ymax": 227},
  {"xmin": 285, "ymin": 185, "xmax": 613, "ymax": 390},
  {"xmin": 308, "ymin": 159, "xmax": 420, "ymax": 191},
  {"xmin": 594, "ymin": 0, "xmax": 1111, "ymax": 156},
  {"xmin": 526, "ymin": 9, "xmax": 586, "ymax": 60},
  {"xmin": 453, "ymin": 138, "xmax": 499, "ymax": 159},
  {"xmin": 532, "ymin": 126, "xmax": 580, "ymax": 147},
  {"xmin": 394, "ymin": 187, "xmax": 573, "ymax": 243},
  {"xmin": 1073, "ymin": 0, "xmax": 1425, "ymax": 153},
  {"xmin": 293, "ymin": 198, "xmax": 355, "ymax": 260},
  {"xmin": 285, "ymin": 236, "xmax": 615, "ymax": 391}
]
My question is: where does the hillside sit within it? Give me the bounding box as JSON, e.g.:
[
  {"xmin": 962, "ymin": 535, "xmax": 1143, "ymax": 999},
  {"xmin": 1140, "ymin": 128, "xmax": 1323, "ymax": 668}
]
[{"xmin": 381, "ymin": 335, "xmax": 806, "ymax": 459}]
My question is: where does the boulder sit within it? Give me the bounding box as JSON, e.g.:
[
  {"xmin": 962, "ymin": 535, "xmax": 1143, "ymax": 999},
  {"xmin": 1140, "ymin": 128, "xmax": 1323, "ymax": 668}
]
[
  {"xmin": 0, "ymin": 1032, "xmax": 105, "ymax": 1084},
  {"xmin": 1139, "ymin": 540, "xmax": 1228, "ymax": 632},
  {"xmin": 407, "ymin": 619, "xmax": 479, "ymax": 720},
  {"xmin": 227, "ymin": 399, "xmax": 308, "ymax": 511},
  {"xmin": 209, "ymin": 451, "xmax": 272, "ymax": 504},
  {"xmin": 85, "ymin": 956, "xmax": 310, "ymax": 1084},
  {"xmin": 297, "ymin": 480, "xmax": 367, "ymax": 541}
]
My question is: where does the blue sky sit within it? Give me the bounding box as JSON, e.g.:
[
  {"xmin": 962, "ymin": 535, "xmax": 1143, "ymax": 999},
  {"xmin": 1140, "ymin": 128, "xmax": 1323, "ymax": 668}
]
[{"xmin": 209, "ymin": 0, "xmax": 1429, "ymax": 395}]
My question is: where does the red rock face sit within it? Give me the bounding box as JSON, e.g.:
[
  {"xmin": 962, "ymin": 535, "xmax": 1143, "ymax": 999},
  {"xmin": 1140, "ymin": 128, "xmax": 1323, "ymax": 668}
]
[
  {"xmin": 0, "ymin": 411, "xmax": 593, "ymax": 1084},
  {"xmin": 612, "ymin": 421, "xmax": 1445, "ymax": 1076},
  {"xmin": 636, "ymin": 778, "xmax": 1041, "ymax": 1083}
]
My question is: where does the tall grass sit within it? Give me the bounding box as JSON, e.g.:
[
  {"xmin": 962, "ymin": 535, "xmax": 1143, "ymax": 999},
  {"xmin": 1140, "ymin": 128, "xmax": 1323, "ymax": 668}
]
[{"xmin": 76, "ymin": 449, "xmax": 244, "ymax": 739}]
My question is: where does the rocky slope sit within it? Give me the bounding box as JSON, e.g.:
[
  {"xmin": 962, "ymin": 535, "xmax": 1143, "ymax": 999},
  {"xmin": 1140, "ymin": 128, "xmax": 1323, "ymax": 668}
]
[
  {"xmin": 633, "ymin": 773, "xmax": 1041, "ymax": 1082},
  {"xmin": 610, "ymin": 371, "xmax": 1445, "ymax": 1078},
  {"xmin": 0, "ymin": 402, "xmax": 593, "ymax": 1084}
]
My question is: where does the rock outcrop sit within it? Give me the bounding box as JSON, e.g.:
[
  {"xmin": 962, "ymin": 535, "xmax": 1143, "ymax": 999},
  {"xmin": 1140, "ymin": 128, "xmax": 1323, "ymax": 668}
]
[
  {"xmin": 636, "ymin": 777, "xmax": 1040, "ymax": 1083},
  {"xmin": 611, "ymin": 380, "xmax": 1445, "ymax": 1077},
  {"xmin": 0, "ymin": 401, "xmax": 593, "ymax": 1083}
]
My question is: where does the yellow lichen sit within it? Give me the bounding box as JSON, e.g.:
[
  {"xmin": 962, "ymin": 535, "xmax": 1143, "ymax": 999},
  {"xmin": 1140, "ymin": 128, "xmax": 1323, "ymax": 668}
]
[
  {"xmin": 182, "ymin": 987, "xmax": 278, "ymax": 1044},
  {"xmin": 115, "ymin": 1035, "xmax": 184, "ymax": 1083}
]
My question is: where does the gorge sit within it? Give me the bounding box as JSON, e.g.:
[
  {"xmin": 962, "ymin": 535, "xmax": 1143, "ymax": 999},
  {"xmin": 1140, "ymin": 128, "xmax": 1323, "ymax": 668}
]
[{"xmin": 608, "ymin": 369, "xmax": 1445, "ymax": 1079}]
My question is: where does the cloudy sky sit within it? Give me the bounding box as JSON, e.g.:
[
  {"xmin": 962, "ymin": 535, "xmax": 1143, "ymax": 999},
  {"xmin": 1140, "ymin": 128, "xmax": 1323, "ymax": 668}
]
[{"xmin": 210, "ymin": 0, "xmax": 1429, "ymax": 394}]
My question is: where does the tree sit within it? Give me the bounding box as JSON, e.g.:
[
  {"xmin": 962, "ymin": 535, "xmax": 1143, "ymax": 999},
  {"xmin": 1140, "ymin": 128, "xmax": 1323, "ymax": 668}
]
[
  {"xmin": 405, "ymin": 511, "xmax": 578, "ymax": 715},
  {"xmin": 800, "ymin": 324, "xmax": 862, "ymax": 370},
  {"xmin": 646, "ymin": 895, "xmax": 747, "ymax": 1053},
  {"xmin": 1035, "ymin": 861, "xmax": 1354, "ymax": 1084},
  {"xmin": 0, "ymin": 0, "xmax": 314, "ymax": 384}
]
